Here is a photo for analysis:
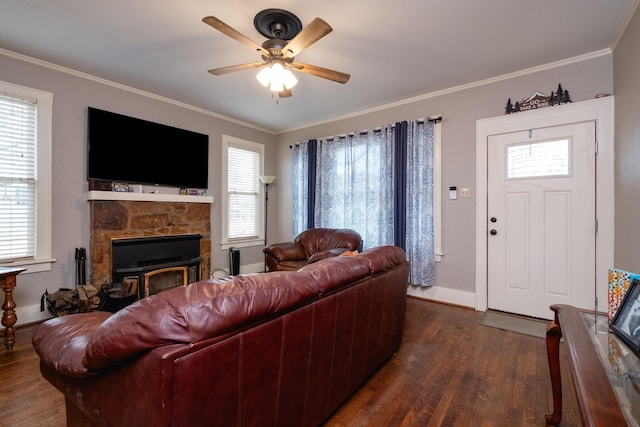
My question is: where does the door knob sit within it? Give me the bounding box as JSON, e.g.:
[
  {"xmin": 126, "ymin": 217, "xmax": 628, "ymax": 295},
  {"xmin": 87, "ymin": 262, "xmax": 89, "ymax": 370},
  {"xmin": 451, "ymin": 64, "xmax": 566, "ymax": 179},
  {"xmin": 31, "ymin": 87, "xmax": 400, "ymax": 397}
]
[
  {"xmin": 490, "ymin": 217, "xmax": 497, "ymax": 223},
  {"xmin": 490, "ymin": 229, "xmax": 498, "ymax": 236}
]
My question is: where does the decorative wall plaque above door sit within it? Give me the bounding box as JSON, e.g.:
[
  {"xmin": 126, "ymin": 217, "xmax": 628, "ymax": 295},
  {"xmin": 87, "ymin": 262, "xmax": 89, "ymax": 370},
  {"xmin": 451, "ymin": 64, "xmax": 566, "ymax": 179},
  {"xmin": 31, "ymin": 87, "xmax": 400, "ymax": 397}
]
[{"xmin": 505, "ymin": 84, "xmax": 572, "ymax": 114}]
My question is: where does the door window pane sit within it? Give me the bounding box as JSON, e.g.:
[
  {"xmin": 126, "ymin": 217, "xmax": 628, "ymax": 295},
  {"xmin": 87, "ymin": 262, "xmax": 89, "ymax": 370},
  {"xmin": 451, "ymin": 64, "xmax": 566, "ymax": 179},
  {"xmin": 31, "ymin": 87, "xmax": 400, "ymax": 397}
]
[{"xmin": 507, "ymin": 139, "xmax": 570, "ymax": 178}]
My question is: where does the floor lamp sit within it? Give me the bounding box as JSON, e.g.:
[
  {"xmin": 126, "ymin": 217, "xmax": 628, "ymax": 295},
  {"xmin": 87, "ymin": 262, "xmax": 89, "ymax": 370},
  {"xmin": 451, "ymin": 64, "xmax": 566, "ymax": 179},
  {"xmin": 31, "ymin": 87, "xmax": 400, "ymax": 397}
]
[{"xmin": 259, "ymin": 175, "xmax": 275, "ymax": 271}]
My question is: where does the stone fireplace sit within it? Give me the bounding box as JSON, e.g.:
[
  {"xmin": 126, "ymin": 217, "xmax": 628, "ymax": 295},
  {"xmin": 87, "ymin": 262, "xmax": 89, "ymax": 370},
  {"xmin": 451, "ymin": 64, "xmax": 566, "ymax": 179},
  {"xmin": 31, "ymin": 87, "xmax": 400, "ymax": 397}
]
[{"xmin": 89, "ymin": 198, "xmax": 211, "ymax": 288}]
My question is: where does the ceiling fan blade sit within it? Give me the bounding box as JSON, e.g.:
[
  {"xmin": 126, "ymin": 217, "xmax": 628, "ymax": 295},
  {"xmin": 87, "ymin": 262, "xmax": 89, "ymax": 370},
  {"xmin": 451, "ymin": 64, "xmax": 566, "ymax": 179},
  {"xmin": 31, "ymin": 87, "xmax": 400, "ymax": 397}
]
[
  {"xmin": 282, "ymin": 18, "xmax": 332, "ymax": 58},
  {"xmin": 208, "ymin": 62, "xmax": 265, "ymax": 76},
  {"xmin": 203, "ymin": 16, "xmax": 270, "ymax": 56},
  {"xmin": 290, "ymin": 62, "xmax": 350, "ymax": 84},
  {"xmin": 279, "ymin": 88, "xmax": 292, "ymax": 98}
]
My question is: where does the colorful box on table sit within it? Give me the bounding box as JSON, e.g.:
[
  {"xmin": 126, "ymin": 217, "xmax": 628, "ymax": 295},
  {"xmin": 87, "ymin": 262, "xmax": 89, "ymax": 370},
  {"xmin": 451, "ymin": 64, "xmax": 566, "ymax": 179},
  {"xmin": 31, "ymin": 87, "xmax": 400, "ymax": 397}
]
[{"xmin": 608, "ymin": 268, "xmax": 640, "ymax": 320}]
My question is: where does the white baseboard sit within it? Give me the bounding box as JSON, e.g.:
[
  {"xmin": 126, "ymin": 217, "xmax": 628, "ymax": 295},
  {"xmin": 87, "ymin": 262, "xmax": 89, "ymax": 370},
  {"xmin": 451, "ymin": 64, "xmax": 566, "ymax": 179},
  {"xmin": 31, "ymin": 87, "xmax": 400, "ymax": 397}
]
[
  {"xmin": 407, "ymin": 285, "xmax": 477, "ymax": 309},
  {"xmin": 14, "ymin": 303, "xmax": 53, "ymax": 327}
]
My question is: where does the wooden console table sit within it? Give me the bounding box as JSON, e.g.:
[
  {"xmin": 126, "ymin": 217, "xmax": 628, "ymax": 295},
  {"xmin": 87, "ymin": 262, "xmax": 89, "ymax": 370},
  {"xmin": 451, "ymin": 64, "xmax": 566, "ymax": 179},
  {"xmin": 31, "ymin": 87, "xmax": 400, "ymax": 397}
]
[
  {"xmin": 0, "ymin": 267, "xmax": 26, "ymax": 351},
  {"xmin": 546, "ymin": 304, "xmax": 639, "ymax": 426}
]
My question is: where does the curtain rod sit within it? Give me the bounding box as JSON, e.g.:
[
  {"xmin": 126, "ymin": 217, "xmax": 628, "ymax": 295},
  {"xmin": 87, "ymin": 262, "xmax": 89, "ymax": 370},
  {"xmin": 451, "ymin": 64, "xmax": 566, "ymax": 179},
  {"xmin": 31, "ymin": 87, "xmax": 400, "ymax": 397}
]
[{"xmin": 289, "ymin": 115, "xmax": 442, "ymax": 148}]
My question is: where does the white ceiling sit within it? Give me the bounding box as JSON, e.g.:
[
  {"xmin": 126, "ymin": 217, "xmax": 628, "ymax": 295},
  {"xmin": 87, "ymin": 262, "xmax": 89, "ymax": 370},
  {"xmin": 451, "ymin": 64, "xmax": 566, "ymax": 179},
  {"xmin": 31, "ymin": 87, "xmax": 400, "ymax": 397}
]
[{"xmin": 0, "ymin": 0, "xmax": 636, "ymax": 133}]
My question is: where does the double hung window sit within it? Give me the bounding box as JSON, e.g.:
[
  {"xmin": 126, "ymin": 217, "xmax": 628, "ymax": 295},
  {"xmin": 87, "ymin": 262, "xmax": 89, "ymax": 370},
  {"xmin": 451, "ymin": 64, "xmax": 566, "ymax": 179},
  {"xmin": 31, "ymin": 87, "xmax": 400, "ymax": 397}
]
[
  {"xmin": 0, "ymin": 81, "xmax": 53, "ymax": 272},
  {"xmin": 221, "ymin": 135, "xmax": 264, "ymax": 248}
]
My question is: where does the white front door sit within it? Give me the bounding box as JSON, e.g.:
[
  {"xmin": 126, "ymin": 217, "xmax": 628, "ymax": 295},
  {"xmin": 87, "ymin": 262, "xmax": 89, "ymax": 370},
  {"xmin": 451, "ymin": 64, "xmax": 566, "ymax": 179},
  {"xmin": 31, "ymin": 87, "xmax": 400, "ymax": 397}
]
[{"xmin": 487, "ymin": 122, "xmax": 596, "ymax": 319}]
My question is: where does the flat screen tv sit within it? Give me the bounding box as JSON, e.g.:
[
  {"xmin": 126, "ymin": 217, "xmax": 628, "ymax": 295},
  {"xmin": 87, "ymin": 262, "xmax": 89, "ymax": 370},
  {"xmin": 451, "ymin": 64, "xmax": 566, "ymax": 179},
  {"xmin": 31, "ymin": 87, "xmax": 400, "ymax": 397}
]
[{"xmin": 87, "ymin": 107, "xmax": 209, "ymax": 189}]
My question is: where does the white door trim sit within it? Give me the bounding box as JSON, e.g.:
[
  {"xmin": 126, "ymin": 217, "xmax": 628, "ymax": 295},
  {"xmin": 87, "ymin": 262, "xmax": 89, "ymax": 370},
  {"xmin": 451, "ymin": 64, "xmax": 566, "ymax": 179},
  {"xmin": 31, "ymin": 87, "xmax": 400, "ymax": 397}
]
[{"xmin": 475, "ymin": 97, "xmax": 614, "ymax": 313}]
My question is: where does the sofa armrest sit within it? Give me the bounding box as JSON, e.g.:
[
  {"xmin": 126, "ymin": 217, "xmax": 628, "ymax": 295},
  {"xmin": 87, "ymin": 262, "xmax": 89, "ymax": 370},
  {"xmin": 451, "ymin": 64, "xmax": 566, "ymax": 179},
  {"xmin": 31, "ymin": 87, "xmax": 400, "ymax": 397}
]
[
  {"xmin": 263, "ymin": 241, "xmax": 306, "ymax": 261},
  {"xmin": 32, "ymin": 311, "xmax": 113, "ymax": 377}
]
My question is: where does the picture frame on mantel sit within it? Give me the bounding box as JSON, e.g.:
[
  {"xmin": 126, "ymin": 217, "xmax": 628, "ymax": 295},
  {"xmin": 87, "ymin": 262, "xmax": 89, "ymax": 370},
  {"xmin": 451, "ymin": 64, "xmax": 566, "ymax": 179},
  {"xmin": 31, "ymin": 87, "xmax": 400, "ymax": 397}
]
[{"xmin": 610, "ymin": 278, "xmax": 640, "ymax": 356}]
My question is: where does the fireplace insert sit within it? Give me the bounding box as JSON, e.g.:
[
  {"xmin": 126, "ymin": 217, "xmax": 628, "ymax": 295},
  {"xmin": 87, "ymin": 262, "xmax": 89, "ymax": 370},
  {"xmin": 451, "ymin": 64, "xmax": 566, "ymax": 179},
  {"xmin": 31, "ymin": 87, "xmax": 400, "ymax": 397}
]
[{"xmin": 111, "ymin": 234, "xmax": 201, "ymax": 300}]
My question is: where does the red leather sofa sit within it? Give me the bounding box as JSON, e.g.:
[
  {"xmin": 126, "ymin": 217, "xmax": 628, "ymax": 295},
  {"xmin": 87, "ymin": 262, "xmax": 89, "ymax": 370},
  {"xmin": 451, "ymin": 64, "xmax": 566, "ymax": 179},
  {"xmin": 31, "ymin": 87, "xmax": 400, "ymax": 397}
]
[
  {"xmin": 263, "ymin": 227, "xmax": 362, "ymax": 271},
  {"xmin": 33, "ymin": 246, "xmax": 409, "ymax": 427}
]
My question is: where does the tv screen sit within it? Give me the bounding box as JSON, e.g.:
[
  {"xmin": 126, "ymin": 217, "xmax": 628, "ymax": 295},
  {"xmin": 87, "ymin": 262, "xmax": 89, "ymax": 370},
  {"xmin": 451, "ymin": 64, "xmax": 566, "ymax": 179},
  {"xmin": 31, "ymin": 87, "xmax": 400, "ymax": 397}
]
[{"xmin": 87, "ymin": 107, "xmax": 209, "ymax": 189}]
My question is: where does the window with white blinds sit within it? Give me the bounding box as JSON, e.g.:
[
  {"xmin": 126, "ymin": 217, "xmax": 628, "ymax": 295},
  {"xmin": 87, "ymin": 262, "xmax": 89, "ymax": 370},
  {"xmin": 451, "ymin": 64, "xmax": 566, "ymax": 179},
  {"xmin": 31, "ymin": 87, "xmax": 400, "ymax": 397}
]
[
  {"xmin": 0, "ymin": 93, "xmax": 37, "ymax": 261},
  {"xmin": 222, "ymin": 136, "xmax": 264, "ymax": 245},
  {"xmin": 0, "ymin": 81, "xmax": 53, "ymax": 271}
]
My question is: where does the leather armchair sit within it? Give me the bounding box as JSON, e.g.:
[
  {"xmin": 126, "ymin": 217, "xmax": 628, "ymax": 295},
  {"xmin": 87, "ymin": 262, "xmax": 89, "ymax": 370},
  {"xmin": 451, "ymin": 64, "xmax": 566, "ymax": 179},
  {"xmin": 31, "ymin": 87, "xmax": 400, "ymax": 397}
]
[{"xmin": 263, "ymin": 228, "xmax": 362, "ymax": 271}]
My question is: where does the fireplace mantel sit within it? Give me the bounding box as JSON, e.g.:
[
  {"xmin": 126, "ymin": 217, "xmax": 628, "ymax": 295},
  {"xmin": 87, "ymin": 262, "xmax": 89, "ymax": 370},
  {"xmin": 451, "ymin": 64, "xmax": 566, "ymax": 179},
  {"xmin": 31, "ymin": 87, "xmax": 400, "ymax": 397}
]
[{"xmin": 87, "ymin": 190, "xmax": 214, "ymax": 204}]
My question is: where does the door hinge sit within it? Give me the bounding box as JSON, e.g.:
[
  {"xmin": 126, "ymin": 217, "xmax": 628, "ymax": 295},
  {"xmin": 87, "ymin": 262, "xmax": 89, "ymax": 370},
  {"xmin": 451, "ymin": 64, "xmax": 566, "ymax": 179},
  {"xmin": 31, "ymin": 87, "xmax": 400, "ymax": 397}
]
[
  {"xmin": 595, "ymin": 219, "xmax": 599, "ymax": 233},
  {"xmin": 595, "ymin": 138, "xmax": 598, "ymax": 154}
]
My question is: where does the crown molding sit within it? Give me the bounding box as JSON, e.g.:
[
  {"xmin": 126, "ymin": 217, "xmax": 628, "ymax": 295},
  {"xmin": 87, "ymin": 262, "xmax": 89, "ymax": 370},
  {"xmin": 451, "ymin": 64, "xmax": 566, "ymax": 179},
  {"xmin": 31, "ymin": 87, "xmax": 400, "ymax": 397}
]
[
  {"xmin": 0, "ymin": 47, "xmax": 275, "ymax": 134},
  {"xmin": 279, "ymin": 48, "xmax": 613, "ymax": 134}
]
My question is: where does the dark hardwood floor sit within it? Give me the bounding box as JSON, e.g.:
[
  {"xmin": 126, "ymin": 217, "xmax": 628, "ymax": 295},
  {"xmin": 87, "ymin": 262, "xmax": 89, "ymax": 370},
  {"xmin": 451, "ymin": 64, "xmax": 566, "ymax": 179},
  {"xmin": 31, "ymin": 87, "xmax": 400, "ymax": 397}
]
[
  {"xmin": 0, "ymin": 323, "xmax": 65, "ymax": 427},
  {"xmin": 0, "ymin": 297, "xmax": 579, "ymax": 427}
]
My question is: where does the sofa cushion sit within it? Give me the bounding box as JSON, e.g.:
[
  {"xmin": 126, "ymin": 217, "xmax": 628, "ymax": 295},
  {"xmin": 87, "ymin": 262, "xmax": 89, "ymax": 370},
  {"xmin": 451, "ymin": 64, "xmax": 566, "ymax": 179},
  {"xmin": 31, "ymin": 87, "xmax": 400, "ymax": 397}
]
[
  {"xmin": 358, "ymin": 246, "xmax": 407, "ymax": 273},
  {"xmin": 32, "ymin": 311, "xmax": 112, "ymax": 377},
  {"xmin": 83, "ymin": 271, "xmax": 319, "ymax": 371},
  {"xmin": 299, "ymin": 246, "xmax": 407, "ymax": 294},
  {"xmin": 300, "ymin": 255, "xmax": 371, "ymax": 293}
]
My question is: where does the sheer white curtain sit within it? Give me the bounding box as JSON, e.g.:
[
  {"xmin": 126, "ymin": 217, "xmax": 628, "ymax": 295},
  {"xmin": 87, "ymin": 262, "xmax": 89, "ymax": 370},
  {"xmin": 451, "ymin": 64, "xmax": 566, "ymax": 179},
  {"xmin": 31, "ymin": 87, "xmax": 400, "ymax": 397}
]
[
  {"xmin": 314, "ymin": 127, "xmax": 394, "ymax": 249},
  {"xmin": 291, "ymin": 119, "xmax": 436, "ymax": 286}
]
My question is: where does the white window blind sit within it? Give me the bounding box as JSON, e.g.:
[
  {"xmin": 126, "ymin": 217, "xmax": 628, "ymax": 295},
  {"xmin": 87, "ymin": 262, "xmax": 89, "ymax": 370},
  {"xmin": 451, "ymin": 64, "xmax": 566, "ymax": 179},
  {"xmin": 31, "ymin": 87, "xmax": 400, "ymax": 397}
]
[
  {"xmin": 227, "ymin": 145, "xmax": 261, "ymax": 240},
  {"xmin": 0, "ymin": 93, "xmax": 37, "ymax": 261}
]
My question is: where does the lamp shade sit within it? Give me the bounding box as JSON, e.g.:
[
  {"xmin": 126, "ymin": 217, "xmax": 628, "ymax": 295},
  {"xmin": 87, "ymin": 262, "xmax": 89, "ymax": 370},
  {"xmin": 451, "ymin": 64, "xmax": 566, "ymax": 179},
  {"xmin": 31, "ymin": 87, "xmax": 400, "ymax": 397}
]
[{"xmin": 259, "ymin": 175, "xmax": 276, "ymax": 184}]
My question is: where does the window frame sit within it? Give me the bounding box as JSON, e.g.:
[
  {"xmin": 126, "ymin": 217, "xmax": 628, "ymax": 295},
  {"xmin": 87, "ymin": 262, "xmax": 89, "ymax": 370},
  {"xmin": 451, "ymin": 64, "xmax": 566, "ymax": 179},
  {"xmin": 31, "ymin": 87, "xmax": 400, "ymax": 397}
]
[
  {"xmin": 221, "ymin": 134, "xmax": 265, "ymax": 250},
  {"xmin": 0, "ymin": 80, "xmax": 54, "ymax": 273}
]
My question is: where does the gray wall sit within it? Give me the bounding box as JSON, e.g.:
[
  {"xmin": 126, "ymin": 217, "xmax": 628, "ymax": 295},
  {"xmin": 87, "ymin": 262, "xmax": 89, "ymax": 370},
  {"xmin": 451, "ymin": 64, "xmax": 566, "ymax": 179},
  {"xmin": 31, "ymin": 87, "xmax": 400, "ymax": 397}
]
[
  {"xmin": 0, "ymin": 52, "xmax": 276, "ymax": 324},
  {"xmin": 275, "ymin": 53, "xmax": 614, "ymax": 302},
  {"xmin": 4, "ymin": 19, "xmax": 632, "ymax": 319},
  {"xmin": 613, "ymin": 6, "xmax": 640, "ymax": 271}
]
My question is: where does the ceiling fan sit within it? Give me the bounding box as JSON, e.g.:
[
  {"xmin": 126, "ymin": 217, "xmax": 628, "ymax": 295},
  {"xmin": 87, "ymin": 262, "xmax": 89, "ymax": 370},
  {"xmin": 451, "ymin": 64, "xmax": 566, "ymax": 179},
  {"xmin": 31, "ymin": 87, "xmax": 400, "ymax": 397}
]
[{"xmin": 202, "ymin": 9, "xmax": 350, "ymax": 98}]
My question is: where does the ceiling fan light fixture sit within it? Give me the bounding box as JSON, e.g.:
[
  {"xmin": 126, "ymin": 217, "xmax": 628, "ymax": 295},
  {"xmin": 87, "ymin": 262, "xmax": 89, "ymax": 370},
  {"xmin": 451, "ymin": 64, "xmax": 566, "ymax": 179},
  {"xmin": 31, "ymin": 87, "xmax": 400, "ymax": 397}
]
[
  {"xmin": 258, "ymin": 61, "xmax": 298, "ymax": 93},
  {"xmin": 270, "ymin": 62, "xmax": 285, "ymax": 92},
  {"xmin": 270, "ymin": 79, "xmax": 284, "ymax": 93},
  {"xmin": 282, "ymin": 69, "xmax": 298, "ymax": 90},
  {"xmin": 256, "ymin": 67, "xmax": 272, "ymax": 87}
]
